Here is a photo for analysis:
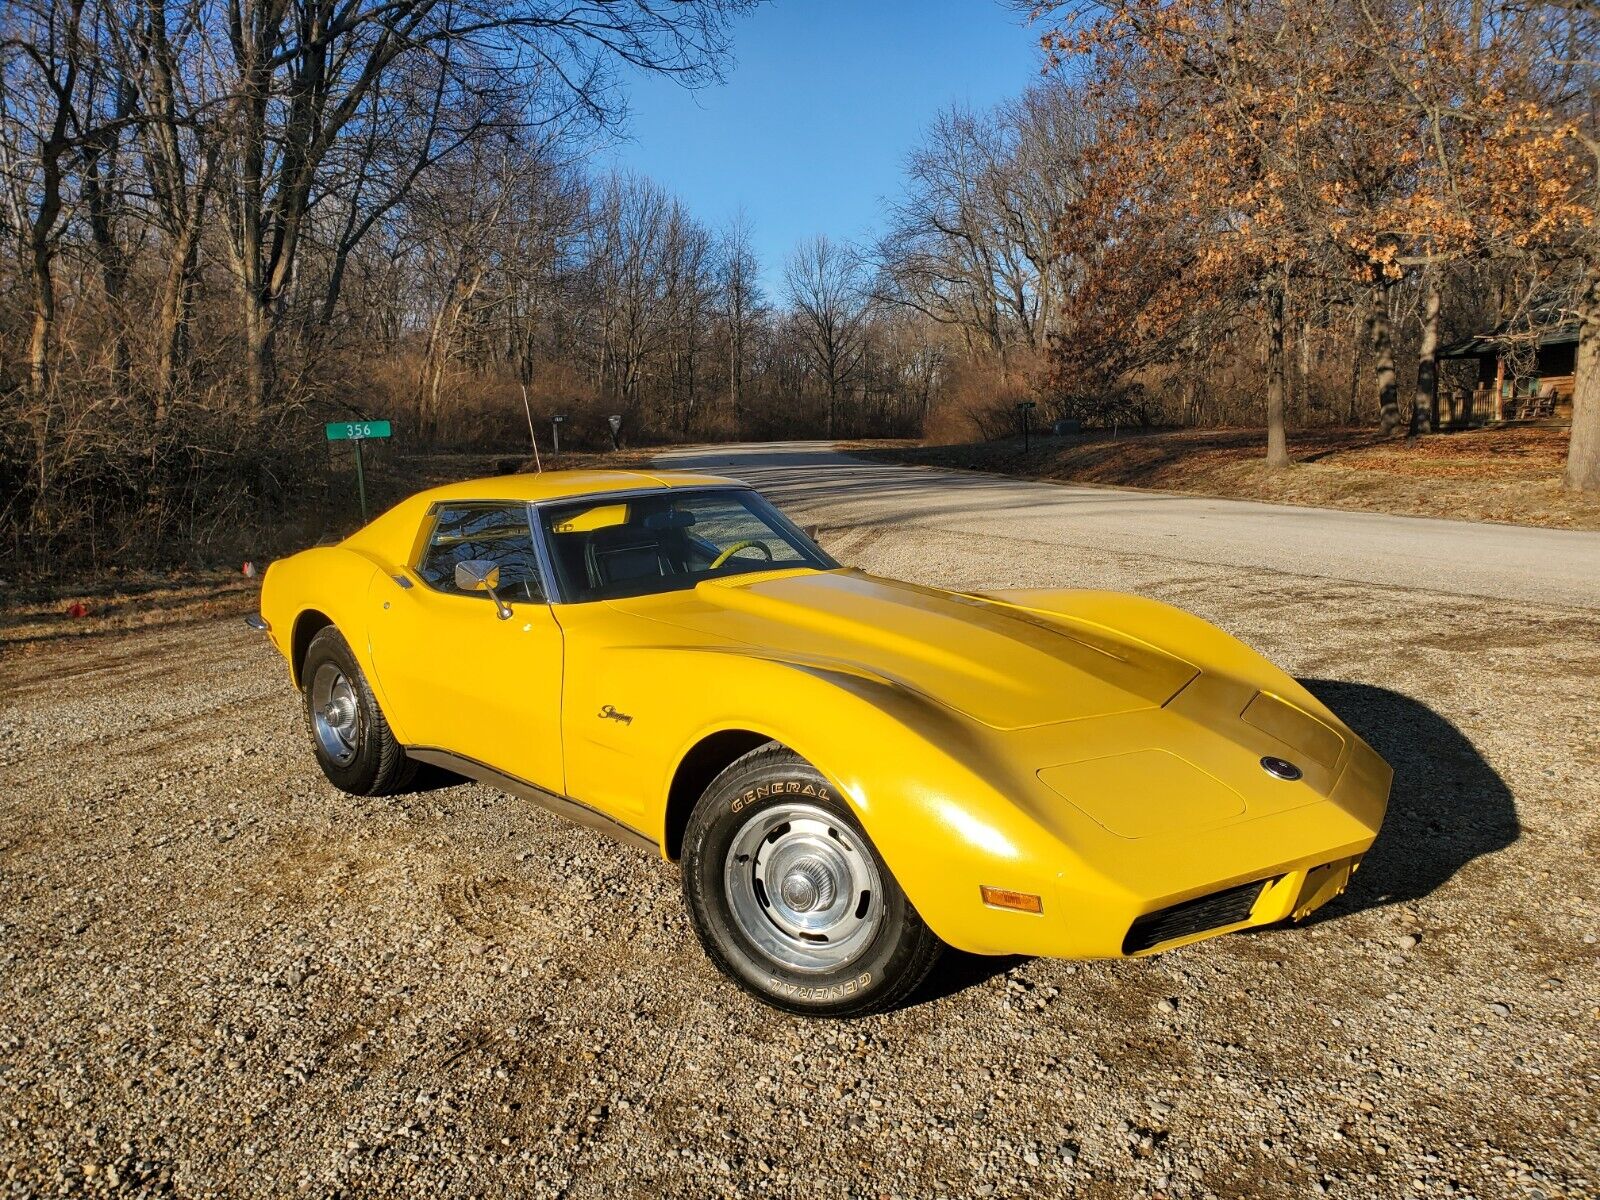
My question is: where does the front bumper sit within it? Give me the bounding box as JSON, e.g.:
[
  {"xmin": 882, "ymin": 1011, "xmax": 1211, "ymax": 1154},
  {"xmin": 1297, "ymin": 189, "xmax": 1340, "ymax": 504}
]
[
  {"xmin": 922, "ymin": 736, "xmax": 1388, "ymax": 960},
  {"xmin": 1121, "ymin": 853, "xmax": 1358, "ymax": 956}
]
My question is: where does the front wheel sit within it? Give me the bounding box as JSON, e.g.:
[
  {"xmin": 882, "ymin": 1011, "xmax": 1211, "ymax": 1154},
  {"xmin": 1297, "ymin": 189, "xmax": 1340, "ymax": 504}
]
[
  {"xmin": 300, "ymin": 625, "xmax": 415, "ymax": 796},
  {"xmin": 682, "ymin": 742, "xmax": 943, "ymax": 1016}
]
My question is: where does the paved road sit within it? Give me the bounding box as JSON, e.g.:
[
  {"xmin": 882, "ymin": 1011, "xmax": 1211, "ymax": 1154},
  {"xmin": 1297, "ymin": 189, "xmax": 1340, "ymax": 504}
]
[{"xmin": 657, "ymin": 442, "xmax": 1600, "ymax": 609}]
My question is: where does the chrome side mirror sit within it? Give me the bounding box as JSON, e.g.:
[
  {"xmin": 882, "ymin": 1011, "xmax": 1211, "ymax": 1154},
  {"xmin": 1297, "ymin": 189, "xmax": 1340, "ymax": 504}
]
[{"xmin": 455, "ymin": 559, "xmax": 513, "ymax": 620}]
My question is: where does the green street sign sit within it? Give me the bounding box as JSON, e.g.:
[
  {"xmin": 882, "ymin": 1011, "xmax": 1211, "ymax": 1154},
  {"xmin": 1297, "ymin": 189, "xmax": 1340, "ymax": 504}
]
[
  {"xmin": 325, "ymin": 419, "xmax": 392, "ymax": 442},
  {"xmin": 325, "ymin": 419, "xmax": 391, "ymax": 523}
]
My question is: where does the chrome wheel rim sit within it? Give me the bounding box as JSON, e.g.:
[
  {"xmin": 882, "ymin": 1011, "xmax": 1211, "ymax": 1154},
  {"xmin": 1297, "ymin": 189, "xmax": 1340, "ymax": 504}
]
[
  {"xmin": 724, "ymin": 801, "xmax": 883, "ymax": 974},
  {"xmin": 309, "ymin": 662, "xmax": 361, "ymax": 767}
]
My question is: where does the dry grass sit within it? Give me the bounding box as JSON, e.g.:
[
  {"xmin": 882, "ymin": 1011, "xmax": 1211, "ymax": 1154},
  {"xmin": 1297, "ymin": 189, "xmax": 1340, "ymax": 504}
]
[
  {"xmin": 0, "ymin": 570, "xmax": 262, "ymax": 651},
  {"xmin": 850, "ymin": 426, "xmax": 1600, "ymax": 531}
]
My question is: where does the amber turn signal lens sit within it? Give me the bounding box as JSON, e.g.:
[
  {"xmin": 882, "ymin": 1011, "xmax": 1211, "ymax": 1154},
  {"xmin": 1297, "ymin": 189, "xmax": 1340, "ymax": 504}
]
[{"xmin": 980, "ymin": 886, "xmax": 1043, "ymax": 914}]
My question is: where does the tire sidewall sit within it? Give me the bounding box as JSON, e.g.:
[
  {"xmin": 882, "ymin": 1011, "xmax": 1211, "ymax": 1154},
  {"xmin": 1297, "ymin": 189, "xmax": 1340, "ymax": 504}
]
[
  {"xmin": 301, "ymin": 628, "xmax": 382, "ymax": 794},
  {"xmin": 683, "ymin": 754, "xmax": 924, "ymax": 1016}
]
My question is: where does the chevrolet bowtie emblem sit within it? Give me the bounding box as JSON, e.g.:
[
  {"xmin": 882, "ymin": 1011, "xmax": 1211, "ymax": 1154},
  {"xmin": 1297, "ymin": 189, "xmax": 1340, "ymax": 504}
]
[{"xmin": 598, "ymin": 705, "xmax": 633, "ymax": 725}]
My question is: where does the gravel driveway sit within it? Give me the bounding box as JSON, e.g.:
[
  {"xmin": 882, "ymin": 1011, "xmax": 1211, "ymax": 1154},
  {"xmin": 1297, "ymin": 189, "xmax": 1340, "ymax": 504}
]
[{"xmin": 1, "ymin": 448, "xmax": 1595, "ymax": 1198}]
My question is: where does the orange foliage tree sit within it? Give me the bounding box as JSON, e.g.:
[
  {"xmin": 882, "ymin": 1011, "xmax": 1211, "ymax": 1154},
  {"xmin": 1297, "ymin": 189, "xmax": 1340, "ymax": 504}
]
[{"xmin": 1026, "ymin": 0, "xmax": 1596, "ymax": 484}]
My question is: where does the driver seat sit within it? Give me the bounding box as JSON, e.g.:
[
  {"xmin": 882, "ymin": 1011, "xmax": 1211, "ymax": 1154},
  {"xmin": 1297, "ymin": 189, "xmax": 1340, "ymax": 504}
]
[{"xmin": 584, "ymin": 525, "xmax": 672, "ymax": 589}]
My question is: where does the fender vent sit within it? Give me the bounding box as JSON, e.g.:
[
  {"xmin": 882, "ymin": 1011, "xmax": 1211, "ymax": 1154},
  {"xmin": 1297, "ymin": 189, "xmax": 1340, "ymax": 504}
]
[{"xmin": 1122, "ymin": 879, "xmax": 1270, "ymax": 954}]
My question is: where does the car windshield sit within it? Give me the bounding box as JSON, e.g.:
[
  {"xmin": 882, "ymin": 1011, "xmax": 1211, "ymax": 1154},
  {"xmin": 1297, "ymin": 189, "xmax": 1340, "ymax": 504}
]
[{"xmin": 539, "ymin": 487, "xmax": 836, "ymax": 603}]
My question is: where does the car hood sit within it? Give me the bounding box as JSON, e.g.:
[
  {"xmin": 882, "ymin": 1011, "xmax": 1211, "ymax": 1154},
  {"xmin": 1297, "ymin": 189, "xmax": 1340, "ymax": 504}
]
[{"xmin": 612, "ymin": 569, "xmax": 1198, "ymax": 731}]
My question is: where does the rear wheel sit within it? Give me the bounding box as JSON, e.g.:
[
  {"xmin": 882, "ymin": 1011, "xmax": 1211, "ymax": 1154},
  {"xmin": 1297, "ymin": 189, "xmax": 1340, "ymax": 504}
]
[
  {"xmin": 300, "ymin": 625, "xmax": 415, "ymax": 796},
  {"xmin": 682, "ymin": 742, "xmax": 943, "ymax": 1016}
]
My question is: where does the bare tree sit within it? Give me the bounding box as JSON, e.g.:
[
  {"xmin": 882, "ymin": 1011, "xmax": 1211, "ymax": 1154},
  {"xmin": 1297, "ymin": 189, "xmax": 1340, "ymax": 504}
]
[
  {"xmin": 211, "ymin": 0, "xmax": 758, "ymax": 413},
  {"xmin": 588, "ymin": 172, "xmax": 673, "ymax": 413},
  {"xmin": 0, "ymin": 0, "xmax": 127, "ymax": 398},
  {"xmin": 718, "ymin": 210, "xmax": 761, "ymax": 434},
  {"xmin": 878, "ymin": 81, "xmax": 1090, "ymax": 362},
  {"xmin": 785, "ymin": 234, "xmax": 870, "ymax": 437}
]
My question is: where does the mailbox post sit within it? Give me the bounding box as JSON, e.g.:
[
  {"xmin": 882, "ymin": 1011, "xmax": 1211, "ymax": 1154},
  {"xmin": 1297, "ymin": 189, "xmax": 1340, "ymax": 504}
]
[{"xmin": 1016, "ymin": 401, "xmax": 1037, "ymax": 454}]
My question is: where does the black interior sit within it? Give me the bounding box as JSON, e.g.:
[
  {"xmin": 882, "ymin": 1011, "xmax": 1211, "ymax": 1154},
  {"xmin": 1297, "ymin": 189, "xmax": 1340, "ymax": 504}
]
[
  {"xmin": 580, "ymin": 523, "xmax": 693, "ymax": 588},
  {"xmin": 540, "ymin": 488, "xmax": 830, "ymax": 603}
]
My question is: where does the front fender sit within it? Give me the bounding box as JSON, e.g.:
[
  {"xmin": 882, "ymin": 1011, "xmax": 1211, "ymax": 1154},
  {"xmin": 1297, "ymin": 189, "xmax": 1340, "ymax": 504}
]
[
  {"xmin": 566, "ymin": 639, "xmax": 1093, "ymax": 955},
  {"xmin": 258, "ymin": 545, "xmax": 392, "ymax": 723}
]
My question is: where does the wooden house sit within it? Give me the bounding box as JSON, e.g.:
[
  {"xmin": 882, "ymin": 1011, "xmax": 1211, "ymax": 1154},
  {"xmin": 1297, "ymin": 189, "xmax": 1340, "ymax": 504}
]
[{"xmin": 1437, "ymin": 323, "xmax": 1577, "ymax": 425}]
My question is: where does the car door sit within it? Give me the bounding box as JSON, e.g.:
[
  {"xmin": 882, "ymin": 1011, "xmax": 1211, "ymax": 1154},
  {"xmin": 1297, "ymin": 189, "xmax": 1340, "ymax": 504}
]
[{"xmin": 367, "ymin": 501, "xmax": 565, "ymax": 795}]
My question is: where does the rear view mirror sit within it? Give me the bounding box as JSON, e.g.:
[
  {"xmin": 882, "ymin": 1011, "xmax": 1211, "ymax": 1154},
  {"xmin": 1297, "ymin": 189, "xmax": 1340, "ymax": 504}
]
[
  {"xmin": 455, "ymin": 560, "xmax": 500, "ymax": 592},
  {"xmin": 644, "ymin": 509, "xmax": 696, "ymax": 531},
  {"xmin": 455, "ymin": 560, "xmax": 512, "ymax": 620}
]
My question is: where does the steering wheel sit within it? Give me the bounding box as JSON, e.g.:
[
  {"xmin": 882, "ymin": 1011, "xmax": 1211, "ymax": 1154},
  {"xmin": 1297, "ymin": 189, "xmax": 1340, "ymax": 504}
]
[{"xmin": 710, "ymin": 539, "xmax": 774, "ymax": 569}]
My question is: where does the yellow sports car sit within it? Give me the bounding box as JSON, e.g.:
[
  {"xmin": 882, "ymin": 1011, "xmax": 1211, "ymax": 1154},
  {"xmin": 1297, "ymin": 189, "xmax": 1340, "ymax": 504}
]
[{"xmin": 252, "ymin": 470, "xmax": 1390, "ymax": 1016}]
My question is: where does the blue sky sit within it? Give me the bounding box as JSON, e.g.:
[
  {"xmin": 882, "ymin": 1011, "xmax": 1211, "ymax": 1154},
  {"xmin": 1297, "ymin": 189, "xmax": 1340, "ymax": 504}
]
[{"xmin": 601, "ymin": 0, "xmax": 1047, "ymax": 293}]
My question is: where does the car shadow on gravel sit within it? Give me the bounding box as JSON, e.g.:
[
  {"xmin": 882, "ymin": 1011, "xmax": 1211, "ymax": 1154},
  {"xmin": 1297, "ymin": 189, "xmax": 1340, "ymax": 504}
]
[
  {"xmin": 911, "ymin": 949, "xmax": 1029, "ymax": 1007},
  {"xmin": 397, "ymin": 762, "xmax": 469, "ymax": 795},
  {"xmin": 1298, "ymin": 678, "xmax": 1518, "ymax": 918},
  {"xmin": 906, "ymin": 678, "xmax": 1511, "ymax": 1008}
]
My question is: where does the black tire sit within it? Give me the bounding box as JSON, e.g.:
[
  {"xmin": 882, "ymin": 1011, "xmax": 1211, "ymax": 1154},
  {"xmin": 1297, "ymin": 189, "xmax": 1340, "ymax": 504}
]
[
  {"xmin": 300, "ymin": 624, "xmax": 416, "ymax": 796},
  {"xmin": 682, "ymin": 742, "xmax": 943, "ymax": 1017}
]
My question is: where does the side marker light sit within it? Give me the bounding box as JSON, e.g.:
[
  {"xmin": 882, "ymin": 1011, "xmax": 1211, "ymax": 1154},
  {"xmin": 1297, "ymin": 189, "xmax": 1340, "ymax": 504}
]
[{"xmin": 980, "ymin": 886, "xmax": 1043, "ymax": 914}]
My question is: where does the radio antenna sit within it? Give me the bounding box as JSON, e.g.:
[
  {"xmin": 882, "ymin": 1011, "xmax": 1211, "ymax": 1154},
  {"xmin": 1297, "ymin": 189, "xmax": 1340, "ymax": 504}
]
[{"xmin": 520, "ymin": 382, "xmax": 543, "ymax": 472}]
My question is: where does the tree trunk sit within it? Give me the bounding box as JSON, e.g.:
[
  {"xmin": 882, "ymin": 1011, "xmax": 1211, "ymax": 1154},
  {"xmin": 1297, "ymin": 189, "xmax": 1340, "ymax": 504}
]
[
  {"xmin": 1565, "ymin": 266, "xmax": 1600, "ymax": 492},
  {"xmin": 28, "ymin": 246, "xmax": 55, "ymax": 398},
  {"xmin": 1410, "ymin": 272, "xmax": 1440, "ymax": 437},
  {"xmin": 23, "ymin": 23, "xmax": 73, "ymax": 401},
  {"xmin": 234, "ymin": 64, "xmax": 272, "ymax": 418},
  {"xmin": 84, "ymin": 173, "xmax": 131, "ymax": 393},
  {"xmin": 82, "ymin": 76, "xmax": 138, "ymax": 397},
  {"xmin": 729, "ymin": 304, "xmax": 743, "ymax": 436},
  {"xmin": 1347, "ymin": 312, "xmax": 1368, "ymax": 424},
  {"xmin": 154, "ymin": 205, "xmax": 204, "ymax": 424},
  {"xmin": 243, "ymin": 293, "xmax": 274, "ymax": 415},
  {"xmin": 1297, "ymin": 316, "xmax": 1311, "ymax": 414},
  {"xmin": 1370, "ymin": 281, "xmax": 1401, "ymax": 434},
  {"xmin": 1183, "ymin": 329, "xmax": 1202, "ymax": 425},
  {"xmin": 1265, "ymin": 284, "xmax": 1290, "ymax": 468},
  {"xmin": 26, "ymin": 143, "xmax": 66, "ymax": 399}
]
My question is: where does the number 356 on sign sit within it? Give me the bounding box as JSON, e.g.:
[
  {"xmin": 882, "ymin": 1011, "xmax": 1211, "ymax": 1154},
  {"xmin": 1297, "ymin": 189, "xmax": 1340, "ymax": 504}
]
[{"xmin": 324, "ymin": 420, "xmax": 392, "ymax": 442}]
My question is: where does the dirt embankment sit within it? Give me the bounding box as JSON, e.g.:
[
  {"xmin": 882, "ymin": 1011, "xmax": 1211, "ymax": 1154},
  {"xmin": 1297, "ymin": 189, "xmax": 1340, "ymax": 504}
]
[{"xmin": 852, "ymin": 427, "xmax": 1600, "ymax": 531}]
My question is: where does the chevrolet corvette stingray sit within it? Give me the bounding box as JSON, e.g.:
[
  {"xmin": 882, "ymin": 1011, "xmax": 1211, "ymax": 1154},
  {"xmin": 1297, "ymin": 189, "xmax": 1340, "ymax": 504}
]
[{"xmin": 251, "ymin": 469, "xmax": 1391, "ymax": 1016}]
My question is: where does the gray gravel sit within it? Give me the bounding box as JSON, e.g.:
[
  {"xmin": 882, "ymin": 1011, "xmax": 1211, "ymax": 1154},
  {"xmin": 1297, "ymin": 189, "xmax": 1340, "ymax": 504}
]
[{"xmin": 1, "ymin": 447, "xmax": 1596, "ymax": 1198}]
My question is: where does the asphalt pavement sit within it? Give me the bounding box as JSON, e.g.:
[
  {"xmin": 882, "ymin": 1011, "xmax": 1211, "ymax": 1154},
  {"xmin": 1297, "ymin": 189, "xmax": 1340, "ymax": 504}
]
[{"xmin": 656, "ymin": 442, "xmax": 1600, "ymax": 610}]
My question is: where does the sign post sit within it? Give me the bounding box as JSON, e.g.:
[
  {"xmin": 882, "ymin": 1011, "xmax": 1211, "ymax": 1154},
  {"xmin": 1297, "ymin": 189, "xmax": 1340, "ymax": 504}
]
[
  {"xmin": 551, "ymin": 414, "xmax": 565, "ymax": 457},
  {"xmin": 607, "ymin": 414, "xmax": 622, "ymax": 450},
  {"xmin": 324, "ymin": 420, "xmax": 393, "ymax": 523},
  {"xmin": 1016, "ymin": 401, "xmax": 1037, "ymax": 454}
]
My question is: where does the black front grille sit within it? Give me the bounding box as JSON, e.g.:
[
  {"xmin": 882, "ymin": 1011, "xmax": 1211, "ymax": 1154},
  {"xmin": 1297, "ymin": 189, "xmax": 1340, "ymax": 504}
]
[{"xmin": 1122, "ymin": 879, "xmax": 1270, "ymax": 954}]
